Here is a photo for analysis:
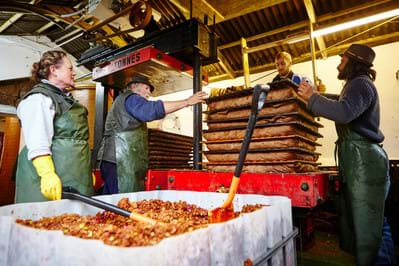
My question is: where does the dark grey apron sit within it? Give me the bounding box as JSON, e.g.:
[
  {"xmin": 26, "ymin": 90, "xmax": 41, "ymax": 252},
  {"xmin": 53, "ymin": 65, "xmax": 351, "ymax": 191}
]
[
  {"xmin": 336, "ymin": 124, "xmax": 388, "ymax": 266},
  {"xmin": 115, "ymin": 126, "xmax": 148, "ymax": 193}
]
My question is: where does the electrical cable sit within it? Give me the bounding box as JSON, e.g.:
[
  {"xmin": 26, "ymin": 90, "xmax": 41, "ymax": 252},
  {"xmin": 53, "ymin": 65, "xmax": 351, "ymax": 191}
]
[
  {"xmin": 59, "ymin": 8, "xmax": 87, "ymax": 18},
  {"xmin": 251, "ymin": 70, "xmax": 278, "ymax": 83}
]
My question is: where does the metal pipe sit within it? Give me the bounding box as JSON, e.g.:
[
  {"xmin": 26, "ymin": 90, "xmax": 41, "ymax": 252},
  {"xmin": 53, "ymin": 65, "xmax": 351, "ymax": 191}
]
[
  {"xmin": 193, "ymin": 48, "xmax": 202, "ymax": 170},
  {"xmin": 85, "ymin": 27, "xmax": 140, "ymax": 42},
  {"xmin": 213, "ymin": 13, "xmax": 215, "ymax": 27},
  {"xmin": 60, "ymin": 8, "xmax": 86, "ymax": 18},
  {"xmin": 74, "ymin": 72, "xmax": 93, "ymax": 82},
  {"xmin": 53, "ymin": 31, "xmax": 83, "ymax": 48},
  {"xmin": 190, "ymin": 0, "xmax": 192, "ymax": 20},
  {"xmin": 309, "ymin": 21, "xmax": 317, "ymax": 85},
  {"xmin": 65, "ymin": 14, "xmax": 87, "ymax": 30}
]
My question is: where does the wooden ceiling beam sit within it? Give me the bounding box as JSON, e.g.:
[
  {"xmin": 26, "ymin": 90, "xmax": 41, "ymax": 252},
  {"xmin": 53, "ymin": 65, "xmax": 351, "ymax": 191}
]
[
  {"xmin": 168, "ymin": 0, "xmax": 190, "ymax": 18},
  {"xmin": 218, "ymin": 0, "xmax": 395, "ymax": 51},
  {"xmin": 200, "ymin": 0, "xmax": 224, "ymax": 20},
  {"xmin": 169, "ymin": 0, "xmax": 287, "ymax": 24},
  {"xmin": 0, "ymin": 0, "xmax": 37, "ymax": 33},
  {"xmin": 35, "ymin": 21, "xmax": 56, "ymax": 33},
  {"xmin": 303, "ymin": 0, "xmax": 316, "ymax": 23},
  {"xmin": 0, "ymin": 14, "xmax": 24, "ymax": 33},
  {"xmin": 218, "ymin": 21, "xmax": 308, "ymax": 50},
  {"xmin": 1, "ymin": 2, "xmax": 128, "ymax": 47},
  {"xmin": 303, "ymin": 0, "xmax": 327, "ymax": 58},
  {"xmin": 207, "ymin": 0, "xmax": 287, "ymax": 21},
  {"xmin": 315, "ymin": 36, "xmax": 327, "ymax": 58},
  {"xmin": 209, "ymin": 31, "xmax": 399, "ymax": 83},
  {"xmin": 168, "ymin": 0, "xmax": 221, "ymax": 24},
  {"xmin": 216, "ymin": 49, "xmax": 236, "ymax": 79}
]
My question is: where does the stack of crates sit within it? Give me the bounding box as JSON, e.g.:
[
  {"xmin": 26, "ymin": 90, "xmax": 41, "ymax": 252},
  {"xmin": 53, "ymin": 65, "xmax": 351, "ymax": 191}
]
[{"xmin": 203, "ymin": 80, "xmax": 323, "ymax": 174}]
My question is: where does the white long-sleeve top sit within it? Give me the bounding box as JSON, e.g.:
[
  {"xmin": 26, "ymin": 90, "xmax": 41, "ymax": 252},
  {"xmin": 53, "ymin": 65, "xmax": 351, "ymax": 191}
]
[{"xmin": 17, "ymin": 81, "xmax": 59, "ymax": 160}]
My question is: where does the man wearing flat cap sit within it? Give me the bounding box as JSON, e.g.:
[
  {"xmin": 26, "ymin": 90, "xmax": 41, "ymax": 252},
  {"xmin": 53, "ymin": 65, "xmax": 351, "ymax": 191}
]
[
  {"xmin": 298, "ymin": 44, "xmax": 395, "ymax": 265},
  {"xmin": 97, "ymin": 74, "xmax": 207, "ymax": 194}
]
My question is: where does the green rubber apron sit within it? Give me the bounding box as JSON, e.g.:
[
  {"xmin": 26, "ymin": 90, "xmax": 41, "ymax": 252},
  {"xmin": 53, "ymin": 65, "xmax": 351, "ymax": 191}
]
[
  {"xmin": 15, "ymin": 97, "xmax": 93, "ymax": 203},
  {"xmin": 335, "ymin": 124, "xmax": 388, "ymax": 266},
  {"xmin": 115, "ymin": 126, "xmax": 148, "ymax": 193}
]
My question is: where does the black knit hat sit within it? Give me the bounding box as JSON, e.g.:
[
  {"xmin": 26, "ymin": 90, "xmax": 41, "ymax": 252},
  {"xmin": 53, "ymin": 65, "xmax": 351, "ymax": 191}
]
[
  {"xmin": 127, "ymin": 74, "xmax": 154, "ymax": 92},
  {"xmin": 340, "ymin": 44, "xmax": 375, "ymax": 67}
]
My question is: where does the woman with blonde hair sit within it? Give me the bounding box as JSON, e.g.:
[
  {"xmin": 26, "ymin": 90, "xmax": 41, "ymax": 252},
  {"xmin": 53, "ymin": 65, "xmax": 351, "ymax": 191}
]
[{"xmin": 15, "ymin": 50, "xmax": 94, "ymax": 203}]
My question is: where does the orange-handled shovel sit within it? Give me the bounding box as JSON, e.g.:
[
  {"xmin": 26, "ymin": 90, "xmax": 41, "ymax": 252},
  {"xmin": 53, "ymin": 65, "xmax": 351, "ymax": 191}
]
[
  {"xmin": 209, "ymin": 84, "xmax": 270, "ymax": 223},
  {"xmin": 62, "ymin": 186, "xmax": 160, "ymax": 225}
]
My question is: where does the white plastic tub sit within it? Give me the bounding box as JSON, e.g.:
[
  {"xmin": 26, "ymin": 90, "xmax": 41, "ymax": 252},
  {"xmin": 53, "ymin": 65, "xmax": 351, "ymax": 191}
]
[{"xmin": 0, "ymin": 190, "xmax": 295, "ymax": 266}]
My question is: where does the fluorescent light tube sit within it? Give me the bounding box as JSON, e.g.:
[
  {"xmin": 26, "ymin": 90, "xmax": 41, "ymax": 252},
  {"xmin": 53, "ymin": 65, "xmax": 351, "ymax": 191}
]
[{"xmin": 312, "ymin": 8, "xmax": 399, "ymax": 37}]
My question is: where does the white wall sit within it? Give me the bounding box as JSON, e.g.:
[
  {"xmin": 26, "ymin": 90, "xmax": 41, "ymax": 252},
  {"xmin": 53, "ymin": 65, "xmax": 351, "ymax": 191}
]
[
  {"xmin": 0, "ymin": 36, "xmax": 89, "ymax": 81},
  {"xmin": 150, "ymin": 89, "xmax": 199, "ymax": 137},
  {"xmin": 288, "ymin": 42, "xmax": 399, "ymax": 164},
  {"xmin": 155, "ymin": 42, "xmax": 399, "ymax": 165}
]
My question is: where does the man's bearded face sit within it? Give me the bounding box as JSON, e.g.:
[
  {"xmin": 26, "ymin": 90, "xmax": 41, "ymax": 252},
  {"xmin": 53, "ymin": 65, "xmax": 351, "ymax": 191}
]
[{"xmin": 337, "ymin": 56, "xmax": 350, "ymax": 80}]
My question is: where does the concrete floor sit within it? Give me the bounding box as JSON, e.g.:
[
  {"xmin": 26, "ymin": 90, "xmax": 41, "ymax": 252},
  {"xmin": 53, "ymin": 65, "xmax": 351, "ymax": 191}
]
[
  {"xmin": 297, "ymin": 231, "xmax": 355, "ymax": 266},
  {"xmin": 297, "ymin": 230, "xmax": 399, "ymax": 266}
]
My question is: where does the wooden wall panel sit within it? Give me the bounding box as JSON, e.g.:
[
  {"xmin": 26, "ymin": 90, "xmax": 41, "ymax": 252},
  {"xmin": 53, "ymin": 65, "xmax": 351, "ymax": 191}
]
[
  {"xmin": 0, "ymin": 78, "xmax": 31, "ymax": 106},
  {"xmin": 0, "ymin": 117, "xmax": 20, "ymax": 205}
]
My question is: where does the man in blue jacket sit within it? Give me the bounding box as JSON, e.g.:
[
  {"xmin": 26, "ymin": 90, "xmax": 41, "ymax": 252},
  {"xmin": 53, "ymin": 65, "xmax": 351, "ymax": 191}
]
[{"xmin": 97, "ymin": 74, "xmax": 207, "ymax": 194}]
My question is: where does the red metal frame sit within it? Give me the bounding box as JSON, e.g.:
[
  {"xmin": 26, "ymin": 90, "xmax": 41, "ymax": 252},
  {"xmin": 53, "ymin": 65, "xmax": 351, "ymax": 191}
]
[
  {"xmin": 146, "ymin": 169, "xmax": 330, "ymax": 208},
  {"xmin": 145, "ymin": 169, "xmax": 170, "ymax": 191},
  {"xmin": 92, "ymin": 46, "xmax": 193, "ymax": 80},
  {"xmin": 92, "ymin": 46, "xmax": 199, "ymax": 97}
]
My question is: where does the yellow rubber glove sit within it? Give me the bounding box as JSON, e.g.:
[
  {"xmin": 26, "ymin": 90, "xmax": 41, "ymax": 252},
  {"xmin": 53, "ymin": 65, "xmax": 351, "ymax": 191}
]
[
  {"xmin": 32, "ymin": 155, "xmax": 62, "ymax": 201},
  {"xmin": 92, "ymin": 172, "xmax": 96, "ymax": 187}
]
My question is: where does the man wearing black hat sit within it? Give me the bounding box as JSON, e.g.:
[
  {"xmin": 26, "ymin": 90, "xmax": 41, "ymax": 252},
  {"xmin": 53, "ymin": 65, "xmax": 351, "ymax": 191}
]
[
  {"xmin": 97, "ymin": 74, "xmax": 207, "ymax": 195},
  {"xmin": 298, "ymin": 44, "xmax": 395, "ymax": 265}
]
